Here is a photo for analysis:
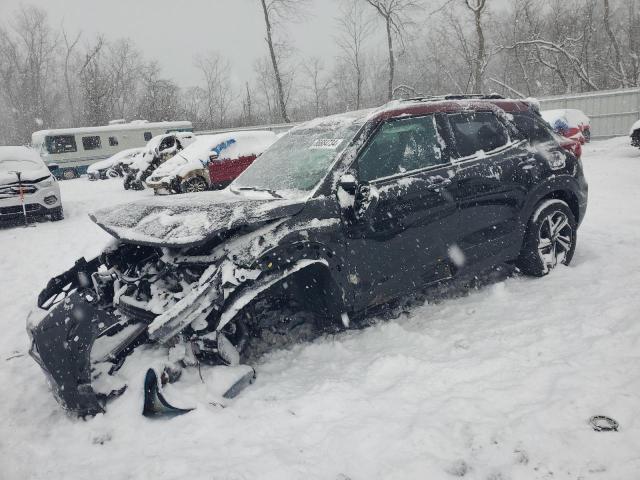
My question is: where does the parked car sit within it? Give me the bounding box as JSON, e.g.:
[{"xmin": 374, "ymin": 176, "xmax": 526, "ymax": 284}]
[
  {"xmin": 505, "ymin": 103, "xmax": 582, "ymax": 159},
  {"xmin": 145, "ymin": 131, "xmax": 277, "ymax": 194},
  {"xmin": 87, "ymin": 147, "xmax": 145, "ymax": 180},
  {"xmin": 541, "ymin": 108, "xmax": 591, "ymax": 143},
  {"xmin": 0, "ymin": 146, "xmax": 63, "ymax": 223},
  {"xmin": 123, "ymin": 132, "xmax": 196, "ymax": 190},
  {"xmin": 29, "ymin": 95, "xmax": 588, "ymax": 417},
  {"xmin": 630, "ymin": 119, "xmax": 640, "ymax": 149}
]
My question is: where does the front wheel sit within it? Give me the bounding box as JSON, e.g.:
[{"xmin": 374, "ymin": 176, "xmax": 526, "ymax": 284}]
[
  {"xmin": 517, "ymin": 200, "xmax": 577, "ymax": 277},
  {"xmin": 180, "ymin": 176, "xmax": 208, "ymax": 193}
]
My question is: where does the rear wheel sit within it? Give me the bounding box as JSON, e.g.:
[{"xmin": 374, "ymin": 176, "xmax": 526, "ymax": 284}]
[
  {"xmin": 517, "ymin": 200, "xmax": 576, "ymax": 277},
  {"xmin": 180, "ymin": 176, "xmax": 208, "ymax": 193}
]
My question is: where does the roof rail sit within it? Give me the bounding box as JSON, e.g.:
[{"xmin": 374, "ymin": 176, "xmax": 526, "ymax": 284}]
[{"xmin": 401, "ymin": 93, "xmax": 506, "ymax": 103}]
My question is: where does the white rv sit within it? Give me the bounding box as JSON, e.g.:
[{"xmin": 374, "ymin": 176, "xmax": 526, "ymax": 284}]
[{"xmin": 31, "ymin": 120, "xmax": 193, "ymax": 179}]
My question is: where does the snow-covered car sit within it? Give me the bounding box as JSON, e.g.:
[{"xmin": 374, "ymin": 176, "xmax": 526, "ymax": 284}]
[
  {"xmin": 123, "ymin": 132, "xmax": 197, "ymax": 190},
  {"xmin": 87, "ymin": 147, "xmax": 145, "ymax": 180},
  {"xmin": 0, "ymin": 146, "xmax": 63, "ymax": 223},
  {"xmin": 541, "ymin": 108, "xmax": 591, "ymax": 143},
  {"xmin": 630, "ymin": 119, "xmax": 640, "ymax": 149},
  {"xmin": 28, "ymin": 96, "xmax": 588, "ymax": 417},
  {"xmin": 145, "ymin": 131, "xmax": 277, "ymax": 194}
]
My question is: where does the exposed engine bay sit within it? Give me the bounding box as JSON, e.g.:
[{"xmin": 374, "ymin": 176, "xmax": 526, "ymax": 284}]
[{"xmin": 27, "ymin": 242, "xmax": 269, "ymax": 417}]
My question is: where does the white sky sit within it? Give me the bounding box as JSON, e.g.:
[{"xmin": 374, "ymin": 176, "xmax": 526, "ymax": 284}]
[{"xmin": 0, "ymin": 0, "xmax": 346, "ymax": 87}]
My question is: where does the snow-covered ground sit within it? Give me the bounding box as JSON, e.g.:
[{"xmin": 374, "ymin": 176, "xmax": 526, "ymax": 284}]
[{"xmin": 1, "ymin": 138, "xmax": 640, "ymax": 479}]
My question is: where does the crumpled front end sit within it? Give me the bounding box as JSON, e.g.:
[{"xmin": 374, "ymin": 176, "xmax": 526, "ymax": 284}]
[{"xmin": 27, "ymin": 242, "xmax": 261, "ymax": 417}]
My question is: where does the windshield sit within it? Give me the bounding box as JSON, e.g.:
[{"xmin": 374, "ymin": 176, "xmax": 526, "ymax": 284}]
[{"xmin": 232, "ymin": 122, "xmax": 362, "ymax": 195}]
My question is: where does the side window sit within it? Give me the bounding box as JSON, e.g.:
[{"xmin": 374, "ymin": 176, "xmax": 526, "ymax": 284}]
[
  {"xmin": 45, "ymin": 135, "xmax": 77, "ymax": 154},
  {"xmin": 144, "ymin": 132, "xmax": 152, "ymax": 141},
  {"xmin": 158, "ymin": 136, "xmax": 175, "ymax": 151},
  {"xmin": 109, "ymin": 136, "xmax": 119, "ymax": 146},
  {"xmin": 358, "ymin": 115, "xmax": 446, "ymax": 182},
  {"xmin": 511, "ymin": 114, "xmax": 554, "ymax": 144},
  {"xmin": 448, "ymin": 112, "xmax": 509, "ymax": 157},
  {"xmin": 82, "ymin": 136, "xmax": 101, "ymax": 150}
]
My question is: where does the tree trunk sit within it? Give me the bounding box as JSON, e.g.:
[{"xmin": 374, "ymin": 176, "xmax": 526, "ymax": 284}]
[
  {"xmin": 473, "ymin": 8, "xmax": 485, "ymax": 93},
  {"xmin": 385, "ymin": 16, "xmax": 394, "ymax": 101},
  {"xmin": 260, "ymin": 0, "xmax": 290, "ymax": 123},
  {"xmin": 603, "ymin": 0, "xmax": 628, "ymax": 87}
]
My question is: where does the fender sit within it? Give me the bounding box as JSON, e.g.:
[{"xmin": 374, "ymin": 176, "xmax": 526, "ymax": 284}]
[
  {"xmin": 216, "ymin": 258, "xmax": 331, "ymax": 332},
  {"xmin": 519, "ymin": 174, "xmax": 586, "ymax": 227}
]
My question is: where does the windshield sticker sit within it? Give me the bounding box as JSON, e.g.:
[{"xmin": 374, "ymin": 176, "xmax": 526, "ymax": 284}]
[{"xmin": 309, "ymin": 138, "xmax": 344, "ymax": 150}]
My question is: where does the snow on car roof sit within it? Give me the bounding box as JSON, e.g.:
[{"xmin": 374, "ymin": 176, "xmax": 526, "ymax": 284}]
[
  {"xmin": 31, "ymin": 120, "xmax": 192, "ymax": 138},
  {"xmin": 630, "ymin": 119, "xmax": 640, "ymax": 135},
  {"xmin": 541, "ymin": 109, "xmax": 590, "ymax": 127}
]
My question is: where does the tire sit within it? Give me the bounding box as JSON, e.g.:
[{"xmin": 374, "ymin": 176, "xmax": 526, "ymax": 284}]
[
  {"xmin": 62, "ymin": 169, "xmax": 77, "ymax": 180},
  {"xmin": 517, "ymin": 199, "xmax": 577, "ymax": 277},
  {"xmin": 180, "ymin": 176, "xmax": 208, "ymax": 193},
  {"xmin": 50, "ymin": 206, "xmax": 64, "ymax": 222}
]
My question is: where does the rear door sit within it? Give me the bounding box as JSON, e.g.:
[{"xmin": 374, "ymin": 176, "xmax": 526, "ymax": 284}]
[
  {"xmin": 343, "ymin": 114, "xmax": 458, "ymax": 310},
  {"xmin": 446, "ymin": 111, "xmax": 526, "ymax": 265}
]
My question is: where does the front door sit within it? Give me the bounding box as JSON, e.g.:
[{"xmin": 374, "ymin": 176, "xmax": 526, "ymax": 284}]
[{"xmin": 341, "ymin": 114, "xmax": 458, "ymax": 311}]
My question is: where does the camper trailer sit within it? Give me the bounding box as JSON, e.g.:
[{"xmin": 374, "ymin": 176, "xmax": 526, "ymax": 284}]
[{"xmin": 31, "ymin": 120, "xmax": 193, "ymax": 179}]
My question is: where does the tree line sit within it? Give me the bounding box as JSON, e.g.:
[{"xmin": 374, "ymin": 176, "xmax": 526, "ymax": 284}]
[{"xmin": 1, "ymin": 0, "xmax": 639, "ymax": 145}]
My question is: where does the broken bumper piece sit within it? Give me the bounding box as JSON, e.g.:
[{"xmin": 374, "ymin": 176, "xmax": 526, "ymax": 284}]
[{"xmin": 28, "ymin": 290, "xmax": 146, "ymax": 416}]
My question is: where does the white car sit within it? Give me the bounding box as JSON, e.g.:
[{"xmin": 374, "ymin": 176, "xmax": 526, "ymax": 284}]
[
  {"xmin": 124, "ymin": 132, "xmax": 197, "ymax": 190},
  {"xmin": 146, "ymin": 131, "xmax": 277, "ymax": 194},
  {"xmin": 0, "ymin": 146, "xmax": 63, "ymax": 223},
  {"xmin": 630, "ymin": 119, "xmax": 640, "ymax": 149},
  {"xmin": 86, "ymin": 147, "xmax": 145, "ymax": 180}
]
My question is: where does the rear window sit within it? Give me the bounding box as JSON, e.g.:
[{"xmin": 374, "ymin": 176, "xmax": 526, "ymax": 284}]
[
  {"xmin": 448, "ymin": 112, "xmax": 509, "ymax": 157},
  {"xmin": 511, "ymin": 113, "xmax": 554, "ymax": 144},
  {"xmin": 82, "ymin": 136, "xmax": 102, "ymax": 150},
  {"xmin": 45, "ymin": 135, "xmax": 77, "ymax": 154}
]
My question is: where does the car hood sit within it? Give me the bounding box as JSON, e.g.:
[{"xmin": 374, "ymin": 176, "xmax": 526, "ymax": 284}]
[
  {"xmin": 90, "ymin": 190, "xmax": 307, "ymax": 247},
  {"xmin": 0, "ymin": 167, "xmax": 50, "ymax": 185}
]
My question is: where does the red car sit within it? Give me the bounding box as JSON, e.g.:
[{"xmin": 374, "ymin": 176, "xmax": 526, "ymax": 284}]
[{"xmin": 541, "ymin": 109, "xmax": 591, "ymax": 144}]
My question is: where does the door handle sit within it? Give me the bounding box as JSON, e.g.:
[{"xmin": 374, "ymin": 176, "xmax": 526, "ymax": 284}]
[{"xmin": 426, "ymin": 177, "xmax": 452, "ymax": 191}]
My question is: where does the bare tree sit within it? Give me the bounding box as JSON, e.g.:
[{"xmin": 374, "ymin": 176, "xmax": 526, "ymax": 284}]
[
  {"xmin": 336, "ymin": 0, "xmax": 374, "ymax": 109},
  {"xmin": 302, "ymin": 57, "xmax": 332, "ymax": 117},
  {"xmin": 257, "ymin": 0, "xmax": 309, "ymax": 122},
  {"xmin": 195, "ymin": 51, "xmax": 233, "ymax": 129},
  {"xmin": 362, "ymin": 0, "xmax": 417, "ymax": 101},
  {"xmin": 61, "ymin": 27, "xmax": 81, "ymax": 124},
  {"xmin": 136, "ymin": 62, "xmax": 181, "ymax": 121},
  {"xmin": 0, "ymin": 6, "xmax": 61, "ymax": 143},
  {"xmin": 464, "ymin": 0, "xmax": 488, "ymax": 93}
]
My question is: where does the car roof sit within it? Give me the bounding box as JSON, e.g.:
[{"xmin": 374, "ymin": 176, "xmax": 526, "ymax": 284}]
[{"xmin": 370, "ymin": 96, "xmax": 534, "ymax": 123}]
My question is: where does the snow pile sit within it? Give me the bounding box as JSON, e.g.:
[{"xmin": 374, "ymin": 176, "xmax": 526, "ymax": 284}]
[
  {"xmin": 86, "ymin": 147, "xmax": 145, "ymax": 174},
  {"xmin": 541, "ymin": 109, "xmax": 590, "ymax": 129},
  {"xmin": 1, "ymin": 138, "xmax": 640, "ymax": 479}
]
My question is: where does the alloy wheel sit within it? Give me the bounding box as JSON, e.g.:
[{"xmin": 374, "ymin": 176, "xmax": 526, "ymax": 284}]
[
  {"xmin": 185, "ymin": 178, "xmax": 207, "ymax": 193},
  {"xmin": 537, "ymin": 210, "xmax": 573, "ymax": 270}
]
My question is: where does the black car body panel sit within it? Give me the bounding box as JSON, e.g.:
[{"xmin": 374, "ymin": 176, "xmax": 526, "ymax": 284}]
[{"xmin": 28, "ymin": 96, "xmax": 589, "ymax": 416}]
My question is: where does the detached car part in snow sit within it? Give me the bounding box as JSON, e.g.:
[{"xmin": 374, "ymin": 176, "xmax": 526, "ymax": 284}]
[{"xmin": 28, "ymin": 95, "xmax": 588, "ymax": 417}]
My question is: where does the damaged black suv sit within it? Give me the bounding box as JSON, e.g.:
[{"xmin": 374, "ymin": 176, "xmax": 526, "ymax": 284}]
[{"xmin": 28, "ymin": 95, "xmax": 588, "ymax": 416}]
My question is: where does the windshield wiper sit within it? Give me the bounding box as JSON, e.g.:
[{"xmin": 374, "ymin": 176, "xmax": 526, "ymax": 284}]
[{"xmin": 235, "ymin": 186, "xmax": 283, "ymax": 198}]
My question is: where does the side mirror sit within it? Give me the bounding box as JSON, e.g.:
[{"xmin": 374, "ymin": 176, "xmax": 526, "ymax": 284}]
[
  {"xmin": 47, "ymin": 163, "xmax": 59, "ymax": 172},
  {"xmin": 338, "ymin": 173, "xmax": 358, "ymax": 194}
]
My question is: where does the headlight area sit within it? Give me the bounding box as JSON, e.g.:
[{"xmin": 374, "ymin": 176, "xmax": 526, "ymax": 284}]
[{"xmin": 37, "ymin": 176, "xmax": 56, "ymax": 188}]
